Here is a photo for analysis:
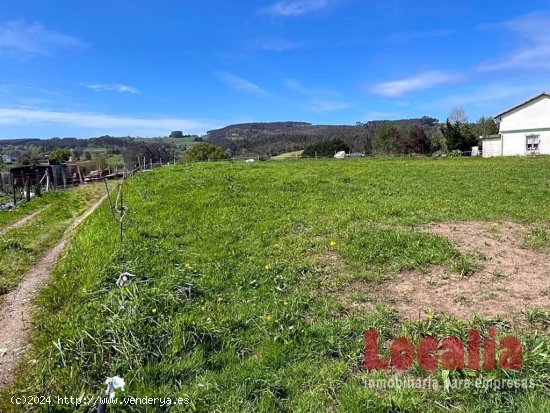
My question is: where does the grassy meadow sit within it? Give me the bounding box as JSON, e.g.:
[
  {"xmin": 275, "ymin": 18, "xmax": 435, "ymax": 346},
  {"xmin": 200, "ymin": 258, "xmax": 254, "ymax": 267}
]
[
  {"xmin": 0, "ymin": 184, "xmax": 107, "ymax": 296},
  {"xmin": 3, "ymin": 157, "xmax": 550, "ymax": 412}
]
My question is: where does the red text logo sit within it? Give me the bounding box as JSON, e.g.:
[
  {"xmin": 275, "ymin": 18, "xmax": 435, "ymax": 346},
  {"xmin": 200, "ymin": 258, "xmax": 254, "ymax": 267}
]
[{"xmin": 364, "ymin": 327, "xmax": 522, "ymax": 371}]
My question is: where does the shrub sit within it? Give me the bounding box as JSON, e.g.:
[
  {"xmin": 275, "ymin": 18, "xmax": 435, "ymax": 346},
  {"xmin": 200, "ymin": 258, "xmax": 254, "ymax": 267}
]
[
  {"xmin": 182, "ymin": 143, "xmax": 228, "ymax": 162},
  {"xmin": 302, "ymin": 139, "xmax": 350, "ymax": 158}
]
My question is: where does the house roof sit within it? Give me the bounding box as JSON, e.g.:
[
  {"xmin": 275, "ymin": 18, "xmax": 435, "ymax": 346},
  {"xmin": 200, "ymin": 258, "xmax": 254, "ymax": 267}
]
[{"xmin": 494, "ymin": 92, "xmax": 550, "ymax": 119}]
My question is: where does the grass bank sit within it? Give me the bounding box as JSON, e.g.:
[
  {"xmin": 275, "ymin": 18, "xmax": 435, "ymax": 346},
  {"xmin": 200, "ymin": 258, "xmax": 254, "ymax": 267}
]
[{"xmin": 0, "ymin": 183, "xmax": 108, "ymax": 295}]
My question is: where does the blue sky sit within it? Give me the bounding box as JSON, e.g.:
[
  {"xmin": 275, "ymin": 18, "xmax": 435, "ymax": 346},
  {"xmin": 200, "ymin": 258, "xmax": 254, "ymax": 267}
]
[{"xmin": 0, "ymin": 0, "xmax": 549, "ymax": 138}]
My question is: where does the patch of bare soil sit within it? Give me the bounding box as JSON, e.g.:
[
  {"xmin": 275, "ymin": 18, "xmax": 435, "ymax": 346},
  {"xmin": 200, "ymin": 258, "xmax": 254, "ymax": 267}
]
[
  {"xmin": 337, "ymin": 222, "xmax": 550, "ymax": 321},
  {"xmin": 0, "ymin": 208, "xmax": 46, "ymax": 237},
  {"xmin": 0, "ymin": 194, "xmax": 108, "ymax": 388}
]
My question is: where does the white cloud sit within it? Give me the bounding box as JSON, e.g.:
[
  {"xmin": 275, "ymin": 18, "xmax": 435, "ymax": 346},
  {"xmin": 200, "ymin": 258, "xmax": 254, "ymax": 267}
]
[
  {"xmin": 478, "ymin": 13, "xmax": 550, "ymax": 71},
  {"xmin": 0, "ymin": 106, "xmax": 217, "ymax": 136},
  {"xmin": 217, "ymin": 71, "xmax": 267, "ymax": 94},
  {"xmin": 370, "ymin": 71, "xmax": 461, "ymax": 97},
  {"xmin": 283, "ymin": 78, "xmax": 309, "ymax": 94},
  {"xmin": 0, "ymin": 20, "xmax": 85, "ymax": 60},
  {"xmin": 283, "ymin": 78, "xmax": 353, "ymax": 111},
  {"xmin": 259, "ymin": 0, "xmax": 333, "ymax": 17},
  {"xmin": 85, "ymin": 84, "xmax": 141, "ymax": 94}
]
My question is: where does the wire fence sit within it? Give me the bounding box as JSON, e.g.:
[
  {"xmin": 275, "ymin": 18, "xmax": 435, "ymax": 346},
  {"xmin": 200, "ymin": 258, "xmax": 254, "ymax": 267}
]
[{"xmin": 173, "ymin": 150, "xmax": 484, "ymax": 164}]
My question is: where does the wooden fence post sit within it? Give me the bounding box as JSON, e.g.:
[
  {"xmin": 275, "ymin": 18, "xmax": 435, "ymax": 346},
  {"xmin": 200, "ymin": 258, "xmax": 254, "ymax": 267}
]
[{"xmin": 11, "ymin": 174, "xmax": 16, "ymax": 207}]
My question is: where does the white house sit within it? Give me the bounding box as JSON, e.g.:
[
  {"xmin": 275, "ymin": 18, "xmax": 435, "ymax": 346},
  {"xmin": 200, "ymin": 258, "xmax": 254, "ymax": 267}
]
[
  {"xmin": 1, "ymin": 154, "xmax": 16, "ymax": 163},
  {"xmin": 482, "ymin": 92, "xmax": 550, "ymax": 157}
]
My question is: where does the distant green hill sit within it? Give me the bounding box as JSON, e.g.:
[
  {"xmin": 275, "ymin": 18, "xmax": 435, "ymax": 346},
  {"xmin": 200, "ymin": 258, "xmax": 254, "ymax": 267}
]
[{"xmin": 206, "ymin": 118, "xmax": 439, "ymax": 157}]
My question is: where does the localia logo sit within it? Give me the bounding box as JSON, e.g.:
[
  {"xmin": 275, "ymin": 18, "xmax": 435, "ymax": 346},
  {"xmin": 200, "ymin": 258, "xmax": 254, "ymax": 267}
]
[{"xmin": 364, "ymin": 327, "xmax": 522, "ymax": 371}]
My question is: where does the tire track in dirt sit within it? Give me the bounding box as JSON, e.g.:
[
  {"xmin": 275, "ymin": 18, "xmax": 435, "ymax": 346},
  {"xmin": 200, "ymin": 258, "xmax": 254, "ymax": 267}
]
[
  {"xmin": 0, "ymin": 193, "xmax": 108, "ymax": 388},
  {"xmin": 0, "ymin": 208, "xmax": 47, "ymax": 238}
]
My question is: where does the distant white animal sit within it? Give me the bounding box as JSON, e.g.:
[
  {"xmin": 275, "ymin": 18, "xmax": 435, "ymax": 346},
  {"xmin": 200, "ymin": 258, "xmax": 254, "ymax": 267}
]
[{"xmin": 245, "ymin": 159, "xmax": 255, "ymax": 163}]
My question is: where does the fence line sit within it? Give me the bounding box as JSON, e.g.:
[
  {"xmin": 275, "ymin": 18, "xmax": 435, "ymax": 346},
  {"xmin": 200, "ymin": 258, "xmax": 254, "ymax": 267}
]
[{"xmin": 173, "ymin": 151, "xmax": 484, "ymax": 164}]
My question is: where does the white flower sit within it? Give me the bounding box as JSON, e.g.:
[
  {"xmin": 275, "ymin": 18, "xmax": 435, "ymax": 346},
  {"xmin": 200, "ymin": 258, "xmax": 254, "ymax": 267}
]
[{"xmin": 105, "ymin": 376, "xmax": 125, "ymax": 399}]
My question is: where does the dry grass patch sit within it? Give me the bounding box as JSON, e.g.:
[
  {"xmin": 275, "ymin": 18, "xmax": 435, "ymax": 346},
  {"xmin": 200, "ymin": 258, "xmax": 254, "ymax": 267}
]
[{"xmin": 337, "ymin": 222, "xmax": 550, "ymax": 321}]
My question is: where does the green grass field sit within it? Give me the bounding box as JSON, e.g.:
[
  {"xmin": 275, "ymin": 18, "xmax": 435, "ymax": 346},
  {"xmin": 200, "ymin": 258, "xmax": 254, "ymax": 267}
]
[
  {"xmin": 271, "ymin": 150, "xmax": 304, "ymax": 160},
  {"xmin": 0, "ymin": 184, "xmax": 108, "ymax": 296},
  {"xmin": 3, "ymin": 157, "xmax": 550, "ymax": 412}
]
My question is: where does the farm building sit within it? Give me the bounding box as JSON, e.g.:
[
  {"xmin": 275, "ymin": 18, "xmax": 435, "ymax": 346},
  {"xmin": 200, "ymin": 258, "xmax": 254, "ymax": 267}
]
[{"xmin": 482, "ymin": 92, "xmax": 550, "ymax": 157}]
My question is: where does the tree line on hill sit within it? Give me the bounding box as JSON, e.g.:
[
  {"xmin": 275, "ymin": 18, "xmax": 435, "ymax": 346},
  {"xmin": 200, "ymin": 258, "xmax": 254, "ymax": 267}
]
[
  {"xmin": 0, "ymin": 135, "xmax": 181, "ymax": 169},
  {"xmin": 0, "ymin": 108, "xmax": 499, "ymax": 167},
  {"xmin": 206, "ymin": 110, "xmax": 498, "ymax": 158}
]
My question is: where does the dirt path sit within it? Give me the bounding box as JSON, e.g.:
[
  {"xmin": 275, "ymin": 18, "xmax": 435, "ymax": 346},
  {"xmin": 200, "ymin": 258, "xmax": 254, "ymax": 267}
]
[
  {"xmin": 0, "ymin": 208, "xmax": 47, "ymax": 238},
  {"xmin": 0, "ymin": 194, "xmax": 108, "ymax": 388}
]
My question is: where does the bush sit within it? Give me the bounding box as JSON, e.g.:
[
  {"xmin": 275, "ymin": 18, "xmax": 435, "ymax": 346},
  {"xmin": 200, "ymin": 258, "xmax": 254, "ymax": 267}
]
[
  {"xmin": 302, "ymin": 139, "xmax": 350, "ymax": 158},
  {"xmin": 182, "ymin": 143, "xmax": 228, "ymax": 162},
  {"xmin": 372, "ymin": 124, "xmax": 402, "ymax": 155},
  {"xmin": 49, "ymin": 147, "xmax": 71, "ymax": 163}
]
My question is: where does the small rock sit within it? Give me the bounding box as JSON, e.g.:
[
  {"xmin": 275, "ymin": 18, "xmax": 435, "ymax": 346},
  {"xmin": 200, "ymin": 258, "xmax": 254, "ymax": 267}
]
[{"xmin": 116, "ymin": 272, "xmax": 136, "ymax": 287}]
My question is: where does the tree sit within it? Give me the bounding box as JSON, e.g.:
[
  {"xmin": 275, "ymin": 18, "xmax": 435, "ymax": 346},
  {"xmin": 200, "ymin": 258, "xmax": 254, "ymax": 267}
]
[
  {"xmin": 72, "ymin": 148, "xmax": 82, "ymax": 161},
  {"xmin": 429, "ymin": 129, "xmax": 448, "ymax": 153},
  {"xmin": 84, "ymin": 151, "xmax": 92, "ymax": 161},
  {"xmin": 94, "ymin": 156, "xmax": 108, "ymax": 169},
  {"xmin": 302, "ymin": 139, "xmax": 350, "ymax": 158},
  {"xmin": 122, "ymin": 142, "xmax": 175, "ymax": 167},
  {"xmin": 49, "ymin": 147, "xmax": 71, "ymax": 163},
  {"xmin": 475, "ymin": 116, "xmax": 499, "ymax": 138},
  {"xmin": 441, "ymin": 107, "xmax": 478, "ymax": 152},
  {"xmin": 182, "ymin": 143, "xmax": 228, "ymax": 162},
  {"xmin": 440, "ymin": 120, "xmax": 477, "ymax": 152},
  {"xmin": 372, "ymin": 124, "xmax": 402, "ymax": 155},
  {"xmin": 18, "ymin": 153, "xmax": 30, "ymax": 165},
  {"xmin": 29, "ymin": 145, "xmax": 44, "ymax": 162},
  {"xmin": 448, "ymin": 107, "xmax": 468, "ymax": 124},
  {"xmin": 170, "ymin": 131, "xmax": 184, "ymax": 138},
  {"xmin": 401, "ymin": 125, "xmax": 431, "ymax": 154}
]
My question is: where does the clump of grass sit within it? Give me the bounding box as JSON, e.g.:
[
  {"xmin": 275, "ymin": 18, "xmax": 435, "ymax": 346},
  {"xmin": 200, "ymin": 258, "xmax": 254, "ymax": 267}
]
[
  {"xmin": 342, "ymin": 227, "xmax": 460, "ymax": 273},
  {"xmin": 522, "ymin": 226, "xmax": 550, "ymax": 251},
  {"xmin": 451, "ymin": 254, "xmax": 481, "ymax": 277},
  {"xmin": 526, "ymin": 308, "xmax": 550, "ymax": 328}
]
